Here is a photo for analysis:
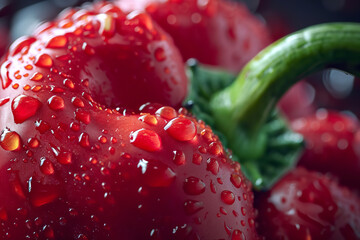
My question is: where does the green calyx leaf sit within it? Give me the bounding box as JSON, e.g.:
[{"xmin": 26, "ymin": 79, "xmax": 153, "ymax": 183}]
[
  {"xmin": 184, "ymin": 61, "xmax": 304, "ymax": 190},
  {"xmin": 186, "ymin": 23, "xmax": 360, "ymax": 191}
]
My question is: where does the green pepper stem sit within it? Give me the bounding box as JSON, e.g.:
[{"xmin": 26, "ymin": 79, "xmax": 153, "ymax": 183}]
[{"xmin": 210, "ymin": 23, "xmax": 360, "ymax": 150}]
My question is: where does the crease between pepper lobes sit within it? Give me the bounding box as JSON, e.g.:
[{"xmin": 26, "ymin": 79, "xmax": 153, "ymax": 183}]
[{"xmin": 186, "ymin": 22, "xmax": 360, "ymax": 190}]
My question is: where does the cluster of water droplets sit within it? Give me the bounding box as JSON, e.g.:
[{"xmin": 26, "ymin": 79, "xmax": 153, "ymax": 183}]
[{"xmin": 0, "ymin": 2, "xmax": 257, "ymax": 239}]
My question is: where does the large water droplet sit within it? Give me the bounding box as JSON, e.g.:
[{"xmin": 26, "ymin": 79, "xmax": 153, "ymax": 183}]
[
  {"xmin": 183, "ymin": 176, "xmax": 206, "ymax": 195},
  {"xmin": 40, "ymin": 157, "xmax": 55, "ymax": 175},
  {"xmin": 48, "ymin": 95, "xmax": 65, "ymax": 111},
  {"xmin": 221, "ymin": 190, "xmax": 235, "ymax": 205},
  {"xmin": 0, "ymin": 129, "xmax": 21, "ymax": 151},
  {"xmin": 138, "ymin": 114, "xmax": 158, "ymax": 126},
  {"xmin": 72, "ymin": 97, "xmax": 84, "ymax": 108},
  {"xmin": 75, "ymin": 109, "xmax": 91, "ymax": 124},
  {"xmin": 63, "ymin": 79, "xmax": 75, "ymax": 89},
  {"xmin": 34, "ymin": 54, "xmax": 53, "ymax": 68},
  {"xmin": 155, "ymin": 106, "xmax": 177, "ymax": 120},
  {"xmin": 12, "ymin": 95, "xmax": 41, "ymax": 123},
  {"xmin": 138, "ymin": 159, "xmax": 176, "ymax": 187},
  {"xmin": 51, "ymin": 147, "xmax": 72, "ymax": 165},
  {"xmin": 130, "ymin": 129, "xmax": 161, "ymax": 152},
  {"xmin": 165, "ymin": 117, "xmax": 196, "ymax": 141},
  {"xmin": 46, "ymin": 35, "xmax": 68, "ymax": 48}
]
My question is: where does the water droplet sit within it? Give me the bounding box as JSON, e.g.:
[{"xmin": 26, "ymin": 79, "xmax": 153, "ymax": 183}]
[
  {"xmin": 192, "ymin": 153, "xmax": 203, "ymax": 165},
  {"xmin": 79, "ymin": 133, "xmax": 90, "ymax": 147},
  {"xmin": 63, "ymin": 78, "xmax": 75, "ymax": 89},
  {"xmin": 43, "ymin": 225, "xmax": 55, "ymax": 238},
  {"xmin": 70, "ymin": 122, "xmax": 80, "ymax": 131},
  {"xmin": 24, "ymin": 64, "xmax": 33, "ymax": 70},
  {"xmin": 50, "ymin": 86, "xmax": 64, "ymax": 93},
  {"xmin": 75, "ymin": 109, "xmax": 91, "ymax": 124},
  {"xmin": 221, "ymin": 190, "xmax": 235, "ymax": 205},
  {"xmin": 234, "ymin": 210, "xmax": 239, "ymax": 217},
  {"xmin": 150, "ymin": 229, "xmax": 160, "ymax": 240},
  {"xmin": 183, "ymin": 176, "xmax": 206, "ymax": 195},
  {"xmin": 230, "ymin": 173, "xmax": 242, "ymax": 188},
  {"xmin": 130, "ymin": 129, "xmax": 161, "ymax": 152},
  {"xmin": 243, "ymin": 193, "xmax": 247, "ymax": 201},
  {"xmin": 241, "ymin": 207, "xmax": 246, "ymax": 216},
  {"xmin": 155, "ymin": 106, "xmax": 177, "ymax": 119},
  {"xmin": 35, "ymin": 120, "xmax": 51, "ymax": 133},
  {"xmin": 198, "ymin": 146, "xmax": 207, "ymax": 154},
  {"xmin": 98, "ymin": 135, "xmax": 107, "ymax": 144},
  {"xmin": 209, "ymin": 142, "xmax": 222, "ymax": 156},
  {"xmin": 14, "ymin": 70, "xmax": 21, "ymax": 79},
  {"xmin": 210, "ymin": 180, "xmax": 217, "ymax": 193},
  {"xmin": 40, "ymin": 157, "xmax": 55, "ymax": 175},
  {"xmin": 72, "ymin": 97, "xmax": 84, "ymax": 108},
  {"xmin": 0, "ymin": 129, "xmax": 21, "ymax": 151},
  {"xmin": 173, "ymin": 150, "xmax": 186, "ymax": 165},
  {"xmin": 201, "ymin": 129, "xmax": 213, "ymax": 142},
  {"xmin": 165, "ymin": 117, "xmax": 196, "ymax": 141},
  {"xmin": 248, "ymin": 218, "xmax": 255, "ymax": 227},
  {"xmin": 82, "ymin": 42, "xmax": 95, "ymax": 55},
  {"xmin": 77, "ymin": 234, "xmax": 89, "ymax": 240},
  {"xmin": 12, "ymin": 95, "xmax": 41, "ymax": 123},
  {"xmin": 51, "ymin": 147, "xmax": 72, "ymax": 165},
  {"xmin": 48, "ymin": 95, "xmax": 65, "ymax": 111},
  {"xmin": 68, "ymin": 208, "xmax": 78, "ymax": 216},
  {"xmin": 184, "ymin": 200, "xmax": 204, "ymax": 215},
  {"xmin": 34, "ymin": 54, "xmax": 53, "ymax": 68},
  {"xmin": 0, "ymin": 97, "xmax": 10, "ymax": 106},
  {"xmin": 31, "ymin": 85, "xmax": 43, "ymax": 92},
  {"xmin": 29, "ymin": 177, "xmax": 60, "ymax": 207},
  {"xmin": 59, "ymin": 217, "xmax": 67, "ymax": 226},
  {"xmin": 231, "ymin": 229, "xmax": 245, "ymax": 240},
  {"xmin": 138, "ymin": 159, "xmax": 176, "ymax": 187},
  {"xmin": 47, "ymin": 35, "xmax": 68, "ymax": 48},
  {"xmin": 206, "ymin": 158, "xmax": 219, "ymax": 175},
  {"xmin": 220, "ymin": 207, "xmax": 227, "ymax": 215},
  {"xmin": 108, "ymin": 146, "xmax": 115, "ymax": 154},
  {"xmin": 138, "ymin": 114, "xmax": 158, "ymax": 126},
  {"xmin": 154, "ymin": 47, "xmax": 166, "ymax": 61}
]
